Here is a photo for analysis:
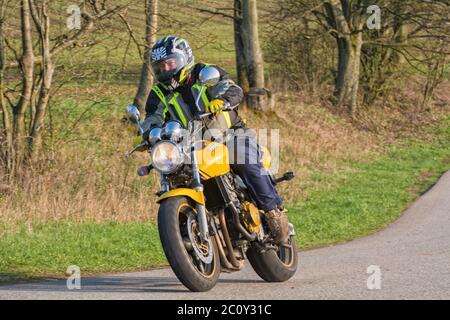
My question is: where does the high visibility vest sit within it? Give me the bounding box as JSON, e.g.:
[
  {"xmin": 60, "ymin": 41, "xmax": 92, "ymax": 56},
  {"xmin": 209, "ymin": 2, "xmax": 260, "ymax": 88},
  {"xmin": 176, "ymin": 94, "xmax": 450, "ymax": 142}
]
[{"xmin": 151, "ymin": 81, "xmax": 232, "ymax": 131}]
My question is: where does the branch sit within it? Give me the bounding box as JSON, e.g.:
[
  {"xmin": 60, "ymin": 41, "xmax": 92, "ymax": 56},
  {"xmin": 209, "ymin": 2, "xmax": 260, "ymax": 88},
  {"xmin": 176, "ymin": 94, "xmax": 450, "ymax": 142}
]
[
  {"xmin": 194, "ymin": 7, "xmax": 235, "ymax": 20},
  {"xmin": 118, "ymin": 11, "xmax": 143, "ymax": 61},
  {"xmin": 6, "ymin": 4, "xmax": 127, "ymax": 69}
]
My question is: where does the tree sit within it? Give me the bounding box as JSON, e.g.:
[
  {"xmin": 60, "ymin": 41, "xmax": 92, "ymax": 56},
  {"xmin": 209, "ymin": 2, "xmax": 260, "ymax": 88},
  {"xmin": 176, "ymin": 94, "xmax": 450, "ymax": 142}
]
[
  {"xmin": 234, "ymin": 0, "xmax": 271, "ymax": 111},
  {"xmin": 269, "ymin": 0, "xmax": 450, "ymax": 113},
  {"xmin": 323, "ymin": 1, "xmax": 365, "ymax": 112},
  {"xmin": 0, "ymin": 0, "xmax": 12, "ymax": 174},
  {"xmin": 0, "ymin": 0, "xmax": 126, "ymax": 177},
  {"xmin": 133, "ymin": 0, "xmax": 158, "ymax": 114},
  {"xmin": 233, "ymin": 0, "xmax": 249, "ymax": 94}
]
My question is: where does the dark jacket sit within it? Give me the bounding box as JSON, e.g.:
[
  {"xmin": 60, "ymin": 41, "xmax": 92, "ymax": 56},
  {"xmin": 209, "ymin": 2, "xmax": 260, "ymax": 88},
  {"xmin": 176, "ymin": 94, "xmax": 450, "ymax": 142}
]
[{"xmin": 142, "ymin": 63, "xmax": 245, "ymax": 132}]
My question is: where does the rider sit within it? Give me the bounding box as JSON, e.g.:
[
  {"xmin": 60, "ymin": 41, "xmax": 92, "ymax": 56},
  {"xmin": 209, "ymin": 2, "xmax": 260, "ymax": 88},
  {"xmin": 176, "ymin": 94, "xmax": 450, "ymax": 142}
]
[{"xmin": 140, "ymin": 35, "xmax": 289, "ymax": 244}]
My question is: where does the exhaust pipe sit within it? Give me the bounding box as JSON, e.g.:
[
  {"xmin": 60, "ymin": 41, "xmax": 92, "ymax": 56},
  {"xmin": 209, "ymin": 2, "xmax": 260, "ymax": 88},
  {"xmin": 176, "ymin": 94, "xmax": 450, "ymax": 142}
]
[{"xmin": 218, "ymin": 209, "xmax": 244, "ymax": 270}]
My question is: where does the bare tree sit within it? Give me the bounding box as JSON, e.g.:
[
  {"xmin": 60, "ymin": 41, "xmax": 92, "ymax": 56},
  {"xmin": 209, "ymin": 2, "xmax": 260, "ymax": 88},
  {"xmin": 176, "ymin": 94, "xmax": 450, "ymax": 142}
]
[
  {"xmin": 0, "ymin": 0, "xmax": 12, "ymax": 174},
  {"xmin": 28, "ymin": 0, "xmax": 54, "ymax": 160},
  {"xmin": 0, "ymin": 0, "xmax": 126, "ymax": 177},
  {"xmin": 235, "ymin": 0, "xmax": 271, "ymax": 111},
  {"xmin": 269, "ymin": 0, "xmax": 450, "ymax": 113},
  {"xmin": 321, "ymin": 0, "xmax": 367, "ymax": 113},
  {"xmin": 233, "ymin": 0, "xmax": 249, "ymax": 94},
  {"xmin": 133, "ymin": 0, "xmax": 158, "ymax": 114}
]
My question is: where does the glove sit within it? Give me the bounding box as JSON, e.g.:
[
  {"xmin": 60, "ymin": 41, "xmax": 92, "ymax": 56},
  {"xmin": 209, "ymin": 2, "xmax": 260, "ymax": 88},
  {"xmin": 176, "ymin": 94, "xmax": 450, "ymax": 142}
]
[{"xmin": 206, "ymin": 99, "xmax": 224, "ymax": 114}]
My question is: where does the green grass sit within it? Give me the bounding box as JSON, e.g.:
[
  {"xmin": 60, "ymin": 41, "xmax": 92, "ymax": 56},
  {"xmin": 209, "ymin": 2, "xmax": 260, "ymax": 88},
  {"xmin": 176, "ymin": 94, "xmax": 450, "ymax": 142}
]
[
  {"xmin": 1, "ymin": 117, "xmax": 450, "ymax": 282},
  {"xmin": 289, "ymin": 117, "xmax": 450, "ymax": 248},
  {"xmin": 0, "ymin": 222, "xmax": 166, "ymax": 281}
]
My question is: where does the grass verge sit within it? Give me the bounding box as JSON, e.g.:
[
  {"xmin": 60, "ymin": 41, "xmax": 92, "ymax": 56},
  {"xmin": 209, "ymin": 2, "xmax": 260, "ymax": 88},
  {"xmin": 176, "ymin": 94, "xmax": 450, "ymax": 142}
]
[
  {"xmin": 289, "ymin": 116, "xmax": 450, "ymax": 248},
  {"xmin": 1, "ymin": 117, "xmax": 449, "ymax": 282}
]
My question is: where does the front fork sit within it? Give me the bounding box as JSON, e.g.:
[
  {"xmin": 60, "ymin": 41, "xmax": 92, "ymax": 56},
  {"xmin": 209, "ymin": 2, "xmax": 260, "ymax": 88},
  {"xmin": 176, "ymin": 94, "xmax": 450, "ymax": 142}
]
[
  {"xmin": 159, "ymin": 120, "xmax": 210, "ymax": 241},
  {"xmin": 190, "ymin": 140, "xmax": 209, "ymax": 241}
]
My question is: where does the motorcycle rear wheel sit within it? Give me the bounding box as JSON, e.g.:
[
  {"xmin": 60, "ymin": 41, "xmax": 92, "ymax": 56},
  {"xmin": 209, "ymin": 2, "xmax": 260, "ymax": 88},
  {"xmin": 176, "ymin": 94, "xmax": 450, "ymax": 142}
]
[
  {"xmin": 158, "ymin": 196, "xmax": 221, "ymax": 292},
  {"xmin": 246, "ymin": 235, "xmax": 298, "ymax": 282}
]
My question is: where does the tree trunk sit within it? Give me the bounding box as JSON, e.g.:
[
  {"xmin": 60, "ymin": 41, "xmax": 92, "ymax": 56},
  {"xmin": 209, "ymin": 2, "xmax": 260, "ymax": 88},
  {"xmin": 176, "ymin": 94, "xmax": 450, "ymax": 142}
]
[
  {"xmin": 241, "ymin": 0, "xmax": 269, "ymax": 111},
  {"xmin": 29, "ymin": 0, "xmax": 54, "ymax": 160},
  {"xmin": 233, "ymin": 0, "xmax": 249, "ymax": 94},
  {"xmin": 326, "ymin": 0, "xmax": 362, "ymax": 113},
  {"xmin": 134, "ymin": 0, "xmax": 158, "ymax": 114},
  {"xmin": 13, "ymin": 0, "xmax": 34, "ymax": 169},
  {"xmin": 0, "ymin": 0, "xmax": 13, "ymax": 174},
  {"xmin": 422, "ymin": 52, "xmax": 445, "ymax": 111},
  {"xmin": 335, "ymin": 32, "xmax": 362, "ymax": 113}
]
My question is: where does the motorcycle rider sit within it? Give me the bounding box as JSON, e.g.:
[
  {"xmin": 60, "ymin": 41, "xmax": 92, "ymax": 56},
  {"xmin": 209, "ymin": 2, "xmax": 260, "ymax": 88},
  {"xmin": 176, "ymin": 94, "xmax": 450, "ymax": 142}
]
[{"xmin": 138, "ymin": 35, "xmax": 289, "ymax": 244}]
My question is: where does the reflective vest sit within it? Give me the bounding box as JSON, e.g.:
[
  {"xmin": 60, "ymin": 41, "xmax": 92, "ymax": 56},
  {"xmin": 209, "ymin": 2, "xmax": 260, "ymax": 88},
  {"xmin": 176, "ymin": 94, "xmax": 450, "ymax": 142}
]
[{"xmin": 151, "ymin": 82, "xmax": 232, "ymax": 131}]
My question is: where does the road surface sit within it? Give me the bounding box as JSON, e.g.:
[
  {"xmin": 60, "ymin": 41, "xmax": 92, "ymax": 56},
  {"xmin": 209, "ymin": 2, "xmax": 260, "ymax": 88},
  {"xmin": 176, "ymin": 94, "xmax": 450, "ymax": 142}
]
[{"xmin": 1, "ymin": 171, "xmax": 449, "ymax": 299}]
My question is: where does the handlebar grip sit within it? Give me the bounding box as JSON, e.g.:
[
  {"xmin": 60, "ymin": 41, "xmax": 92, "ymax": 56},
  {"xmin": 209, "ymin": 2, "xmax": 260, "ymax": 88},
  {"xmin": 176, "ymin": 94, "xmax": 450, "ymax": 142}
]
[{"xmin": 137, "ymin": 164, "xmax": 153, "ymax": 176}]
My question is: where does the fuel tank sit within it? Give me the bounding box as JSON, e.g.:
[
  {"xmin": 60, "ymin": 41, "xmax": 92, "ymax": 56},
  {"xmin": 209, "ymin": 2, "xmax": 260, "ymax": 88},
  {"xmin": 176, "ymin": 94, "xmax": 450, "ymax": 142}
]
[
  {"xmin": 196, "ymin": 141, "xmax": 231, "ymax": 180},
  {"xmin": 196, "ymin": 141, "xmax": 272, "ymax": 180}
]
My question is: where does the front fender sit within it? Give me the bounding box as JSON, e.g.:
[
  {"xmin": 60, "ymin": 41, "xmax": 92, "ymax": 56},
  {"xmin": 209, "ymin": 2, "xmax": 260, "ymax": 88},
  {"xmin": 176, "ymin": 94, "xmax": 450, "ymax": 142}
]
[{"xmin": 156, "ymin": 188, "xmax": 205, "ymax": 206}]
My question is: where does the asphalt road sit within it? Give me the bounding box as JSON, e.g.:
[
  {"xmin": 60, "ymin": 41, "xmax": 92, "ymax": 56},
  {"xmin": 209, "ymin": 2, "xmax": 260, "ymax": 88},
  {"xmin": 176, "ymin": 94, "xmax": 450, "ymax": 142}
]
[{"xmin": 1, "ymin": 171, "xmax": 449, "ymax": 300}]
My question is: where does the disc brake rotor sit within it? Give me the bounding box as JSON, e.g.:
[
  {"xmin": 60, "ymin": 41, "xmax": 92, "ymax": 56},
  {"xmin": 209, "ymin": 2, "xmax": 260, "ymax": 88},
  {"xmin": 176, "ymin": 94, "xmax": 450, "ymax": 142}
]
[{"xmin": 186, "ymin": 212, "xmax": 213, "ymax": 264}]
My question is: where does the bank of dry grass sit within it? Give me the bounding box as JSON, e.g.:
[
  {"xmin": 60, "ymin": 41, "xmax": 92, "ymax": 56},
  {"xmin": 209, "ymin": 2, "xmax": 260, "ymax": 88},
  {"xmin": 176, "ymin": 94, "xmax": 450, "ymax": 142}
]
[{"xmin": 1, "ymin": 80, "xmax": 449, "ymax": 227}]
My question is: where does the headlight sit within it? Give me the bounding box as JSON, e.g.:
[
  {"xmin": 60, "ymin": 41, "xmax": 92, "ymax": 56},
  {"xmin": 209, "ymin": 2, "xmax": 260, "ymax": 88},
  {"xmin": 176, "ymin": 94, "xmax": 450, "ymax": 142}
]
[{"xmin": 151, "ymin": 141, "xmax": 183, "ymax": 173}]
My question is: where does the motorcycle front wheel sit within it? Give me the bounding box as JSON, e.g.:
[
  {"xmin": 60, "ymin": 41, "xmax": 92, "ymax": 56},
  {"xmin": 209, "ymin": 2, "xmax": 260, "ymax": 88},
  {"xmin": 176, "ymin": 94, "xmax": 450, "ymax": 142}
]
[{"xmin": 158, "ymin": 196, "xmax": 221, "ymax": 292}]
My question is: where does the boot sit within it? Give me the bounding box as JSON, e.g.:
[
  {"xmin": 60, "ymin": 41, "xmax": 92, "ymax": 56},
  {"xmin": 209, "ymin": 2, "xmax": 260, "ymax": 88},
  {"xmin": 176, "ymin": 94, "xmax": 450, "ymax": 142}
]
[{"xmin": 265, "ymin": 206, "xmax": 289, "ymax": 244}]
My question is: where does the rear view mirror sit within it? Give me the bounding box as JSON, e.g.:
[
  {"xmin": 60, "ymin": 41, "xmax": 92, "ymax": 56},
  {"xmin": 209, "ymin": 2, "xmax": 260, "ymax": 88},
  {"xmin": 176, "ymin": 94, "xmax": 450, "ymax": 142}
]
[
  {"xmin": 126, "ymin": 104, "xmax": 143, "ymax": 135},
  {"xmin": 199, "ymin": 66, "xmax": 220, "ymax": 87}
]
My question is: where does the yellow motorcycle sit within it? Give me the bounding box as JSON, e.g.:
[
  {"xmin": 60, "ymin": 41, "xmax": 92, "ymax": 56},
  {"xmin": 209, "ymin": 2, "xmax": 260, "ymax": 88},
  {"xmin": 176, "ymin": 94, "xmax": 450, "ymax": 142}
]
[{"xmin": 126, "ymin": 67, "xmax": 297, "ymax": 292}]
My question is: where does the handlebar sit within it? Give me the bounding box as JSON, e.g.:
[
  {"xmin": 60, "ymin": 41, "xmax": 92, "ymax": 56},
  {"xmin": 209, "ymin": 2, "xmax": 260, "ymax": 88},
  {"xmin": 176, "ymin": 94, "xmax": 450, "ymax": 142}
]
[
  {"xmin": 193, "ymin": 103, "xmax": 234, "ymax": 121},
  {"xmin": 194, "ymin": 112, "xmax": 213, "ymax": 121},
  {"xmin": 126, "ymin": 140, "xmax": 149, "ymax": 157}
]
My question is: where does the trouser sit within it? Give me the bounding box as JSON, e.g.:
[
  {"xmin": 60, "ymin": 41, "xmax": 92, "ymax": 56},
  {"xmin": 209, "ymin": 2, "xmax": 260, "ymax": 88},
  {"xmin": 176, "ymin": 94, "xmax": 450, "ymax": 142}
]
[{"xmin": 227, "ymin": 134, "xmax": 283, "ymax": 212}]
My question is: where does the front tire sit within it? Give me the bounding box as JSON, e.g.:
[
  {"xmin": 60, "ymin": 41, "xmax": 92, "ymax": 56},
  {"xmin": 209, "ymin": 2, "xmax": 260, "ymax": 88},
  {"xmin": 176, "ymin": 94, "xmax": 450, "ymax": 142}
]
[
  {"xmin": 158, "ymin": 196, "xmax": 220, "ymax": 292},
  {"xmin": 246, "ymin": 235, "xmax": 298, "ymax": 282}
]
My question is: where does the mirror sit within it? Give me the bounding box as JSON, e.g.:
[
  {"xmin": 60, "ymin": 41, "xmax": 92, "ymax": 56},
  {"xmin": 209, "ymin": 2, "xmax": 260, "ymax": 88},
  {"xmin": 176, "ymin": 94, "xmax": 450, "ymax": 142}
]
[
  {"xmin": 127, "ymin": 104, "xmax": 140, "ymax": 124},
  {"xmin": 126, "ymin": 104, "xmax": 143, "ymax": 135},
  {"xmin": 198, "ymin": 66, "xmax": 220, "ymax": 87}
]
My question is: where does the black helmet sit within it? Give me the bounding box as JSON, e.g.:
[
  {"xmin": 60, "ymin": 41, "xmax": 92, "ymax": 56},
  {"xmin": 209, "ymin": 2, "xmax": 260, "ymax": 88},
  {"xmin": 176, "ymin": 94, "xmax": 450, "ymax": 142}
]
[{"xmin": 150, "ymin": 36, "xmax": 195, "ymax": 90}]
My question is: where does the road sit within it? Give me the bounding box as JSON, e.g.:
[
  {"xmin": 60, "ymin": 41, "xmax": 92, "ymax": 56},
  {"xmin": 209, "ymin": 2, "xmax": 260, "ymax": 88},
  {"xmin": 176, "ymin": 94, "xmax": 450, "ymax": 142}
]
[{"xmin": 1, "ymin": 171, "xmax": 449, "ymax": 300}]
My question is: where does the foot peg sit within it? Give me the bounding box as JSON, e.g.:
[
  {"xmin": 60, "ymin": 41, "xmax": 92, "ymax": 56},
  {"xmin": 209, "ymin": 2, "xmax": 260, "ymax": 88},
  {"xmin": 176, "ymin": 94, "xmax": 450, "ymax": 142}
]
[{"xmin": 274, "ymin": 171, "xmax": 295, "ymax": 184}]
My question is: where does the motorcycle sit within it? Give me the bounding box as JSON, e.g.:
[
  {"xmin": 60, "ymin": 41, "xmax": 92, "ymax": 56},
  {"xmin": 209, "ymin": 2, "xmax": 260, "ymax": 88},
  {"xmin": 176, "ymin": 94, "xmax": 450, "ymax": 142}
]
[{"xmin": 126, "ymin": 66, "xmax": 298, "ymax": 292}]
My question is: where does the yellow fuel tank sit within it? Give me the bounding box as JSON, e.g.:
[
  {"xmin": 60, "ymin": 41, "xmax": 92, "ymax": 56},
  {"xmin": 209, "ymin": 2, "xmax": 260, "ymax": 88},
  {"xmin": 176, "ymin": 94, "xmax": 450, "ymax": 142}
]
[
  {"xmin": 196, "ymin": 141, "xmax": 231, "ymax": 180},
  {"xmin": 196, "ymin": 141, "xmax": 272, "ymax": 180}
]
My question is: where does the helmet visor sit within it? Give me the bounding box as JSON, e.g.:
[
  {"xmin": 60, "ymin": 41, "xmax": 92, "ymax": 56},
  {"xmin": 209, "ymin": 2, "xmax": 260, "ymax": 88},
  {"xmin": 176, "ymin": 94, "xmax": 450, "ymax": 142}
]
[{"xmin": 151, "ymin": 53, "xmax": 185, "ymax": 83}]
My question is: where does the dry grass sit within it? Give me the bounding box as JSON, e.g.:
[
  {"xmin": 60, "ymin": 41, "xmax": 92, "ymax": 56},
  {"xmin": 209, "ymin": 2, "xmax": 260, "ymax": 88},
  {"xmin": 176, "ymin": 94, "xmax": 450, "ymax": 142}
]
[
  {"xmin": 1, "ymin": 79, "xmax": 449, "ymax": 226},
  {"xmin": 239, "ymin": 95, "xmax": 382, "ymax": 204},
  {"xmin": 0, "ymin": 93, "xmax": 381, "ymax": 225}
]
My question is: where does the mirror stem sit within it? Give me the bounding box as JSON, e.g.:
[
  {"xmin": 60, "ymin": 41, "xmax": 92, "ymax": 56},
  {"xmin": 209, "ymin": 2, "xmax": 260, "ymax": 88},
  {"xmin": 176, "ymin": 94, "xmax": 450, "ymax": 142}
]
[{"xmin": 195, "ymin": 84, "xmax": 206, "ymax": 114}]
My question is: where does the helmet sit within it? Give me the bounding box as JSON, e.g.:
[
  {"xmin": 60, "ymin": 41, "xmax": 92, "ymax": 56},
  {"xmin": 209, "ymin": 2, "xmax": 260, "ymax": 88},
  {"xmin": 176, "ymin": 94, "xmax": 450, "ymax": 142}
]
[{"xmin": 150, "ymin": 36, "xmax": 195, "ymax": 90}]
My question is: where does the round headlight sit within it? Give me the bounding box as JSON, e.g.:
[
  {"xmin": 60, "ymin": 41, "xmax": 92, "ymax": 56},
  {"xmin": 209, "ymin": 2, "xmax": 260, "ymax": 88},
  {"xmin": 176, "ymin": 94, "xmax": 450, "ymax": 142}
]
[
  {"xmin": 151, "ymin": 141, "xmax": 183, "ymax": 173},
  {"xmin": 161, "ymin": 120, "xmax": 184, "ymax": 142}
]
